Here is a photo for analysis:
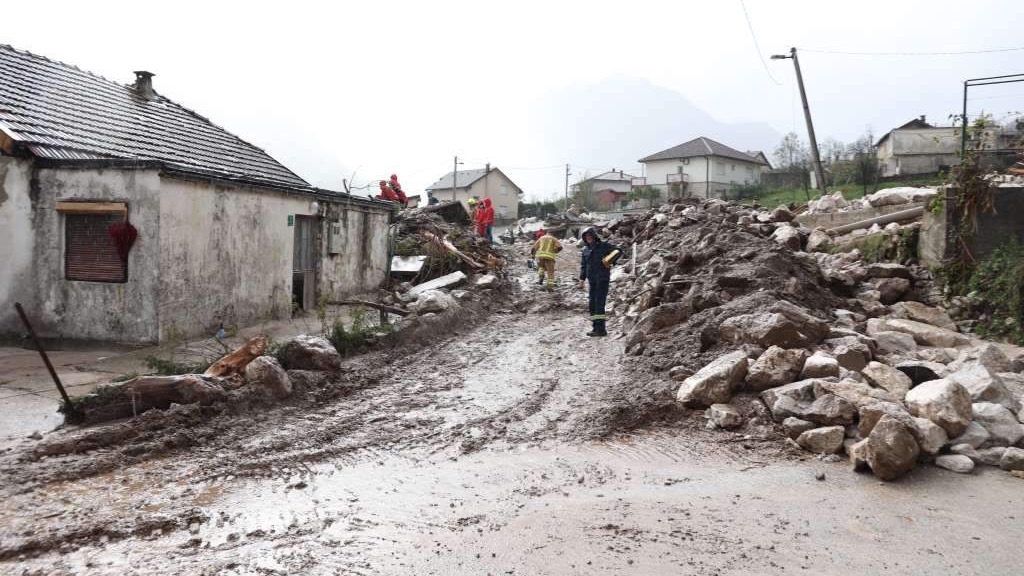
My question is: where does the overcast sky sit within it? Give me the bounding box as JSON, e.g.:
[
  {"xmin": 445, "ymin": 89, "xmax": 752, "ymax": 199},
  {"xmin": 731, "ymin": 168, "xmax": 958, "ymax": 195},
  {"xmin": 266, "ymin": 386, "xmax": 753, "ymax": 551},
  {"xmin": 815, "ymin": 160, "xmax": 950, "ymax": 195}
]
[{"xmin": 6, "ymin": 0, "xmax": 1023, "ymax": 200}]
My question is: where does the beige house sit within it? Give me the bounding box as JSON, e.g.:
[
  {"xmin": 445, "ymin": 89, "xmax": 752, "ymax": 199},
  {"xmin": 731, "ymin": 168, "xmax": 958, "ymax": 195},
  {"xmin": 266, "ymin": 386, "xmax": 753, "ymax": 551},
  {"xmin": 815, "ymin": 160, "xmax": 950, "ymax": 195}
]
[
  {"xmin": 876, "ymin": 117, "xmax": 959, "ymax": 177},
  {"xmin": 426, "ymin": 165, "xmax": 524, "ymax": 222},
  {"xmin": 638, "ymin": 137, "xmax": 768, "ymax": 199}
]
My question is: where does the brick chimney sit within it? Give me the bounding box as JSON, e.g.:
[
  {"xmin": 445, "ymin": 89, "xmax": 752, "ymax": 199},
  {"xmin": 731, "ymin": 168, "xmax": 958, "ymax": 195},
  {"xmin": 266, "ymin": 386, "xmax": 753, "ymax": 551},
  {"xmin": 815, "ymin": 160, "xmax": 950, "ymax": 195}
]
[
  {"xmin": 485, "ymin": 163, "xmax": 491, "ymax": 173},
  {"xmin": 133, "ymin": 71, "xmax": 155, "ymax": 100}
]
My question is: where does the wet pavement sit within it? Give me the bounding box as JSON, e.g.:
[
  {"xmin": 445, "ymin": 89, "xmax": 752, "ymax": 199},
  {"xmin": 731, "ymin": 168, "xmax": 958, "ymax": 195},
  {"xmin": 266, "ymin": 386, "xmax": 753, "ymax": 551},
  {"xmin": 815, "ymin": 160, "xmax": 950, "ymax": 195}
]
[{"xmin": 2, "ymin": 252, "xmax": 1023, "ymax": 575}]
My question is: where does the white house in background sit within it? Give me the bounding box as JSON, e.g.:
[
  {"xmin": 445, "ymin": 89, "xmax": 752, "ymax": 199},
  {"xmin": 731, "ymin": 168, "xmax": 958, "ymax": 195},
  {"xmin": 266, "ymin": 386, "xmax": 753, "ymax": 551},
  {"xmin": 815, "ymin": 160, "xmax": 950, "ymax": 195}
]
[
  {"xmin": 745, "ymin": 150, "xmax": 774, "ymax": 172},
  {"xmin": 571, "ymin": 168, "xmax": 637, "ymax": 194},
  {"xmin": 638, "ymin": 137, "xmax": 769, "ymax": 199},
  {"xmin": 876, "ymin": 116, "xmax": 959, "ymax": 177},
  {"xmin": 426, "ymin": 165, "xmax": 524, "ymax": 221}
]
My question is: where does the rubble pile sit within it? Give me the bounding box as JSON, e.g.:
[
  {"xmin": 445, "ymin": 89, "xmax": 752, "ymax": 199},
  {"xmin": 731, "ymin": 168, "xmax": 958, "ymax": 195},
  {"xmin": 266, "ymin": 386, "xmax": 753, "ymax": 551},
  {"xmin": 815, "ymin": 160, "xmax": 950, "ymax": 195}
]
[
  {"xmin": 805, "ymin": 187, "xmax": 938, "ymax": 214},
  {"xmin": 393, "ymin": 203, "xmax": 506, "ymax": 283},
  {"xmin": 592, "ymin": 197, "xmax": 1024, "ymax": 481}
]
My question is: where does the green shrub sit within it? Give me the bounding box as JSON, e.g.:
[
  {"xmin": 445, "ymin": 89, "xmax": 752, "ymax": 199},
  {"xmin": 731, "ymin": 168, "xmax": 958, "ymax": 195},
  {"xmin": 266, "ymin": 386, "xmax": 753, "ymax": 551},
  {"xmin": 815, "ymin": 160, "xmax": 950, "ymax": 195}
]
[{"xmin": 963, "ymin": 238, "xmax": 1024, "ymax": 343}]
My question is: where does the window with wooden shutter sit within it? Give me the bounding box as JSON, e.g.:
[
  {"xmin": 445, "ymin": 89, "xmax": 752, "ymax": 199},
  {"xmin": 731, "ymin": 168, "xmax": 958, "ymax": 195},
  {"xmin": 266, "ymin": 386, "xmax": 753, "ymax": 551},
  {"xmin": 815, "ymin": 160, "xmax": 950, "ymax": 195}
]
[{"xmin": 65, "ymin": 213, "xmax": 128, "ymax": 283}]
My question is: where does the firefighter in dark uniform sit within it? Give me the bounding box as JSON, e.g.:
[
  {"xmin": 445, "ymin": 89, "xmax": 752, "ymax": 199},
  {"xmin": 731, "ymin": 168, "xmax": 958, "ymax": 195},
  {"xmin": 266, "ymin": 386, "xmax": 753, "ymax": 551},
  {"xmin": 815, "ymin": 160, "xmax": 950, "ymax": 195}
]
[{"xmin": 578, "ymin": 227, "xmax": 621, "ymax": 337}]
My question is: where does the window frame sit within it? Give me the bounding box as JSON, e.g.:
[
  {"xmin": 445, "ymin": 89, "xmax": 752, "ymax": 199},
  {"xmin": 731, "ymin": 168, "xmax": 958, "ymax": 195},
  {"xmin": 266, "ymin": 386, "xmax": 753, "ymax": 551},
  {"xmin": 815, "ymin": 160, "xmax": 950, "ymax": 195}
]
[{"xmin": 59, "ymin": 202, "xmax": 130, "ymax": 284}]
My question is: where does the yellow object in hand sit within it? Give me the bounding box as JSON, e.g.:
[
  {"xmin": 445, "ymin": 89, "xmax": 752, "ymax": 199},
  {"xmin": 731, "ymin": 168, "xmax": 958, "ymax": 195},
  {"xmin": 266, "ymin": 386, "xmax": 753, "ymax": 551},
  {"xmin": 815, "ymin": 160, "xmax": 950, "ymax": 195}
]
[{"xmin": 602, "ymin": 249, "xmax": 621, "ymax": 268}]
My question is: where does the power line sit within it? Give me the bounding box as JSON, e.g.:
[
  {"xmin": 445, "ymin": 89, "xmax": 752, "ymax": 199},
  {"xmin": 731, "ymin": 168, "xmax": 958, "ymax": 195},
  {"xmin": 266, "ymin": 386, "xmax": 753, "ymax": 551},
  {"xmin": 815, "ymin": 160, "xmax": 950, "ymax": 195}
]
[
  {"xmin": 739, "ymin": 0, "xmax": 782, "ymax": 86},
  {"xmin": 800, "ymin": 46, "xmax": 1024, "ymax": 56}
]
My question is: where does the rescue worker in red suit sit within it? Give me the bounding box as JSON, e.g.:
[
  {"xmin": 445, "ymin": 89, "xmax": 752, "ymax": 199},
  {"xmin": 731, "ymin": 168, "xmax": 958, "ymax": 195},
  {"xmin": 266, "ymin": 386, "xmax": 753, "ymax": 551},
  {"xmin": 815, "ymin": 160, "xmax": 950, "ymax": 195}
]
[
  {"xmin": 378, "ymin": 180, "xmax": 399, "ymax": 202},
  {"xmin": 389, "ymin": 174, "xmax": 408, "ymax": 207},
  {"xmin": 476, "ymin": 198, "xmax": 495, "ymax": 243}
]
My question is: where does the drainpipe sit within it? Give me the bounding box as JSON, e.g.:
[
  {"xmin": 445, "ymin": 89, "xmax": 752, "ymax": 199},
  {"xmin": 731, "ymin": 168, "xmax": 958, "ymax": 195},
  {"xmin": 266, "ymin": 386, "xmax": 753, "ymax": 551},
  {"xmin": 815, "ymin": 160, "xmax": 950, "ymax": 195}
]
[{"xmin": 705, "ymin": 156, "xmax": 710, "ymax": 199}]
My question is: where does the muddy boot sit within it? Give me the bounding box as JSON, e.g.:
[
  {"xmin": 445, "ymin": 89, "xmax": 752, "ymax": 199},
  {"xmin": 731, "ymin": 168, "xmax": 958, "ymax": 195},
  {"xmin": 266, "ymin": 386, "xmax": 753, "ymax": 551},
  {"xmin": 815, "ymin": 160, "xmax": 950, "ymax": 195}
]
[
  {"xmin": 537, "ymin": 273, "xmax": 545, "ymax": 286},
  {"xmin": 587, "ymin": 320, "xmax": 608, "ymax": 337}
]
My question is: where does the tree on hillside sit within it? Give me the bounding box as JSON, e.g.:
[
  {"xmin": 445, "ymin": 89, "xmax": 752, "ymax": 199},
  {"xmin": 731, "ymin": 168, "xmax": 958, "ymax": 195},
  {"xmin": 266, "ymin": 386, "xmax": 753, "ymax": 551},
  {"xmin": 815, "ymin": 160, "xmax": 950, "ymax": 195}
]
[
  {"xmin": 848, "ymin": 127, "xmax": 880, "ymax": 196},
  {"xmin": 819, "ymin": 138, "xmax": 847, "ymax": 167},
  {"xmin": 773, "ymin": 132, "xmax": 810, "ymax": 169},
  {"xmin": 628, "ymin": 185, "xmax": 661, "ymax": 208},
  {"xmin": 571, "ymin": 173, "xmax": 598, "ymax": 211}
]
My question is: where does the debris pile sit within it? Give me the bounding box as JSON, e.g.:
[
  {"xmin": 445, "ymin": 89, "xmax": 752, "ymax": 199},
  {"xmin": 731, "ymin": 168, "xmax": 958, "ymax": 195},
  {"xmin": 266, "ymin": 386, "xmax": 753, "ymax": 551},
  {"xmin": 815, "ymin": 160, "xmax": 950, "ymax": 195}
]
[
  {"xmin": 392, "ymin": 202, "xmax": 506, "ymax": 283},
  {"xmin": 805, "ymin": 187, "xmax": 938, "ymax": 214},
  {"xmin": 590, "ymin": 197, "xmax": 1024, "ymax": 481}
]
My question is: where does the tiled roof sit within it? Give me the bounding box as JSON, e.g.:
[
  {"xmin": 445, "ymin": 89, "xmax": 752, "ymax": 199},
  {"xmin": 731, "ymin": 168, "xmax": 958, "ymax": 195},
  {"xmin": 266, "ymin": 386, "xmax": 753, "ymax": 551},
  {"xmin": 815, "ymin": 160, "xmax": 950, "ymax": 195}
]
[
  {"xmin": 638, "ymin": 137, "xmax": 768, "ymax": 165},
  {"xmin": 0, "ymin": 44, "xmax": 309, "ymax": 189},
  {"xmin": 587, "ymin": 170, "xmax": 638, "ymax": 182},
  {"xmin": 426, "ymin": 168, "xmax": 488, "ymax": 190}
]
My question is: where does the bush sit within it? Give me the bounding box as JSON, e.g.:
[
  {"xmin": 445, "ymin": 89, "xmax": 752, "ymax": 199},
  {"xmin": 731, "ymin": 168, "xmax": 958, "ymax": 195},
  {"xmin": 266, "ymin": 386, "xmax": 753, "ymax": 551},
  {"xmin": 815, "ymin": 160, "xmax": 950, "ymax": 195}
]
[{"xmin": 963, "ymin": 238, "xmax": 1024, "ymax": 344}]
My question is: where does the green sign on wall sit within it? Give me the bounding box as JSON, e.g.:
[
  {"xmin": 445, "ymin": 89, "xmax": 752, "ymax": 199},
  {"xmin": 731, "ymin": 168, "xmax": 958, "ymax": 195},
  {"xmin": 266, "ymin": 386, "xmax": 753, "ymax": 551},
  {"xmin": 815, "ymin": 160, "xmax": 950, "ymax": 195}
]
[{"xmin": 288, "ymin": 214, "xmax": 294, "ymax": 227}]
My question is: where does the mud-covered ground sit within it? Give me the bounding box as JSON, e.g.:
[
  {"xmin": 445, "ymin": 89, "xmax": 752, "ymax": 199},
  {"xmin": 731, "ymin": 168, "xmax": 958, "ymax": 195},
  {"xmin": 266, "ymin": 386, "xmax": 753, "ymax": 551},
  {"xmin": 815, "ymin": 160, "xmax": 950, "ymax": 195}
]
[{"xmin": 2, "ymin": 244, "xmax": 1022, "ymax": 575}]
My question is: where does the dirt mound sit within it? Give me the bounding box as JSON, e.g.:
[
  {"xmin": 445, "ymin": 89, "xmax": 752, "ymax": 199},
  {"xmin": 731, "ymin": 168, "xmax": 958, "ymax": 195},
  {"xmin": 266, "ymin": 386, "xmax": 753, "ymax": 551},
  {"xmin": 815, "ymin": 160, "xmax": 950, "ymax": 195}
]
[{"xmin": 558, "ymin": 199, "xmax": 847, "ymax": 438}]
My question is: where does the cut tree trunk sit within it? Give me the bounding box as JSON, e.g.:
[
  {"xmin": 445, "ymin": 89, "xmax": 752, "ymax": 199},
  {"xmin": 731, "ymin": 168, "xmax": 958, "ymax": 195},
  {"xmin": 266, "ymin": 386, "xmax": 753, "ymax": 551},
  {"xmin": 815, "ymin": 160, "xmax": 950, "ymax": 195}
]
[{"xmin": 204, "ymin": 336, "xmax": 268, "ymax": 377}]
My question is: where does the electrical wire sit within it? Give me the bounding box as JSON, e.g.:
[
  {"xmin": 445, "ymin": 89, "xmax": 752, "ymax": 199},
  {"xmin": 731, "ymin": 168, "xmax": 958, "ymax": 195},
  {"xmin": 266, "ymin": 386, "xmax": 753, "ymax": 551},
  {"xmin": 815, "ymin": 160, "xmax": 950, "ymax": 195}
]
[
  {"xmin": 800, "ymin": 46, "xmax": 1024, "ymax": 56},
  {"xmin": 739, "ymin": 0, "xmax": 782, "ymax": 86}
]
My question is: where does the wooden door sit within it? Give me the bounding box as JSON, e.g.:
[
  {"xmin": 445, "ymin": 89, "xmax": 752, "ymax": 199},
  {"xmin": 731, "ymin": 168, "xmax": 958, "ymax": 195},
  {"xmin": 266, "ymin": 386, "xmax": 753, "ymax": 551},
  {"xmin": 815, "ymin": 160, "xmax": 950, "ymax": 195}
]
[{"xmin": 292, "ymin": 216, "xmax": 317, "ymax": 311}]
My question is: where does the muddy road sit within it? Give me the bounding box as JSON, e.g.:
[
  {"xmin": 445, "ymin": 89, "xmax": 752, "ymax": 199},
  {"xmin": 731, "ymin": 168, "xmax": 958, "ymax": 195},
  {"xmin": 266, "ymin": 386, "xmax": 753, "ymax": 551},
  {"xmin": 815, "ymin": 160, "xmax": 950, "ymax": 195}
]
[{"xmin": 2, "ymin": 260, "xmax": 1022, "ymax": 575}]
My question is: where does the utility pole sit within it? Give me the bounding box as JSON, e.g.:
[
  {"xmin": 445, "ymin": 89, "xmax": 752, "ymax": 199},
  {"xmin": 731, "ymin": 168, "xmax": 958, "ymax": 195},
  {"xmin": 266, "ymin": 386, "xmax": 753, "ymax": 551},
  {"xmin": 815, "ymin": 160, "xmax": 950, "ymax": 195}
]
[
  {"xmin": 564, "ymin": 164, "xmax": 570, "ymax": 209},
  {"xmin": 772, "ymin": 47, "xmax": 827, "ymax": 192},
  {"xmin": 453, "ymin": 155, "xmax": 461, "ymax": 202}
]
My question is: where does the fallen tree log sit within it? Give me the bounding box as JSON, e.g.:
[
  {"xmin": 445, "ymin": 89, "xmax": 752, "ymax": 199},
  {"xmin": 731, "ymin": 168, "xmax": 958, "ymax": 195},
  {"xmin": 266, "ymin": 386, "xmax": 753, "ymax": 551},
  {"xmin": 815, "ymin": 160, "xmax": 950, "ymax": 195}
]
[
  {"xmin": 420, "ymin": 231, "xmax": 486, "ymax": 269},
  {"xmin": 205, "ymin": 336, "xmax": 268, "ymax": 377},
  {"xmin": 329, "ymin": 299, "xmax": 410, "ymax": 317},
  {"xmin": 67, "ymin": 375, "xmax": 227, "ymax": 425}
]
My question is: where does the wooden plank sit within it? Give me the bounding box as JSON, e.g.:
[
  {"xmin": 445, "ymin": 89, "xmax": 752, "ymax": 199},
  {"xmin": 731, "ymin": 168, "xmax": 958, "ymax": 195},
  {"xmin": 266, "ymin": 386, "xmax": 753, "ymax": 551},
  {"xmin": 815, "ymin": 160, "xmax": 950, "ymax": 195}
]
[{"xmin": 56, "ymin": 201, "xmax": 127, "ymax": 214}]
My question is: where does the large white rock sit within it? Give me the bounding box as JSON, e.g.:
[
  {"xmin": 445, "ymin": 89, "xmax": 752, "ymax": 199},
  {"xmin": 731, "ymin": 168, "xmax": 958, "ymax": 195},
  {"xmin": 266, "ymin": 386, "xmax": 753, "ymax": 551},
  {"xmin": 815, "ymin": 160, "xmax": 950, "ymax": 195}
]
[
  {"xmin": 872, "ymin": 331, "xmax": 918, "ymax": 356},
  {"xmin": 911, "ymin": 417, "xmax": 949, "ymax": 455},
  {"xmin": 796, "ymin": 426, "xmax": 845, "ymax": 454},
  {"xmin": 861, "ymin": 361, "xmax": 913, "ymax": 397},
  {"xmin": 889, "ymin": 301, "xmax": 957, "ymax": 332},
  {"xmin": 706, "ymin": 403, "xmax": 743, "ymax": 429},
  {"xmin": 745, "ymin": 346, "xmax": 809, "ymax": 391},
  {"xmin": 948, "ymin": 343, "xmax": 1013, "ymax": 375},
  {"xmin": 244, "ymin": 356, "xmax": 293, "ymax": 399},
  {"xmin": 413, "ymin": 290, "xmax": 456, "ymax": 314},
  {"xmin": 771, "ymin": 225, "xmax": 801, "ymax": 250},
  {"xmin": 1000, "ymin": 447, "xmax": 1024, "ymax": 471},
  {"xmin": 802, "ymin": 393, "xmax": 856, "ymax": 426},
  {"xmin": 904, "ymin": 379, "xmax": 973, "ymax": 437},
  {"xmin": 949, "ymin": 421, "xmax": 992, "ymax": 449},
  {"xmin": 720, "ymin": 301, "xmax": 829, "ymax": 349},
  {"xmin": 935, "ymin": 454, "xmax": 975, "ymax": 474},
  {"xmin": 676, "ymin": 351, "xmax": 749, "ymax": 408},
  {"xmin": 971, "ymin": 402, "xmax": 1024, "ymax": 446},
  {"xmin": 281, "ymin": 335, "xmax": 342, "ymax": 372},
  {"xmin": 806, "ymin": 229, "xmax": 832, "ymax": 253},
  {"xmin": 801, "ymin": 351, "xmax": 840, "ymax": 379},
  {"xmin": 865, "ymin": 415, "xmax": 920, "ymax": 481},
  {"xmin": 948, "ymin": 365, "xmax": 1020, "ymax": 412},
  {"xmin": 865, "ymin": 186, "xmax": 937, "ymax": 207},
  {"xmin": 867, "ymin": 318, "xmax": 970, "ymax": 349}
]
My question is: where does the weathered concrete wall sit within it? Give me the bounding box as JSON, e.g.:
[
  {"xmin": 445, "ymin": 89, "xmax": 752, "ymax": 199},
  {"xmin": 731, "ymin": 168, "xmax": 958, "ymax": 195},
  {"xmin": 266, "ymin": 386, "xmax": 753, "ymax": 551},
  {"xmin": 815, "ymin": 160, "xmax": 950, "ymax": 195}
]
[
  {"xmin": 0, "ymin": 157, "xmax": 36, "ymax": 335},
  {"xmin": 29, "ymin": 167, "xmax": 162, "ymax": 342},
  {"xmin": 318, "ymin": 204, "xmax": 390, "ymax": 300},
  {"xmin": 919, "ymin": 185, "xmax": 1024, "ymax": 267},
  {"xmin": 157, "ymin": 177, "xmax": 317, "ymax": 340}
]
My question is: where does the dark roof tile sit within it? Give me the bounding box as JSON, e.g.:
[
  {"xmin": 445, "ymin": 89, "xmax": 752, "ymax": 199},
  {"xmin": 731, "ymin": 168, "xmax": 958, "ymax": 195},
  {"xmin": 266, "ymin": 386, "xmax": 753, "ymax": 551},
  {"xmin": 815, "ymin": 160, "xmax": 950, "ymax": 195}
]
[{"xmin": 0, "ymin": 44, "xmax": 309, "ymax": 189}]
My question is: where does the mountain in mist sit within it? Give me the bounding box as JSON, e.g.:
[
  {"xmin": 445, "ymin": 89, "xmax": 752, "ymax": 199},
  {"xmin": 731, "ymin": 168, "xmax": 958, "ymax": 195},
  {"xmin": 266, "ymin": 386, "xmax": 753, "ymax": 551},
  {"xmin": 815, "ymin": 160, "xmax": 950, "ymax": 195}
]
[{"xmin": 530, "ymin": 75, "xmax": 781, "ymax": 176}]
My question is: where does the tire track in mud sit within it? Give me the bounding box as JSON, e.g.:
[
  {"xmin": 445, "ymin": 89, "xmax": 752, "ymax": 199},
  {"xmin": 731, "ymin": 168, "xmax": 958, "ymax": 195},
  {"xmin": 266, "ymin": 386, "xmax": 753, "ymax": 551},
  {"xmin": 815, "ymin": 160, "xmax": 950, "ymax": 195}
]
[{"xmin": 0, "ymin": 281, "xmax": 782, "ymax": 566}]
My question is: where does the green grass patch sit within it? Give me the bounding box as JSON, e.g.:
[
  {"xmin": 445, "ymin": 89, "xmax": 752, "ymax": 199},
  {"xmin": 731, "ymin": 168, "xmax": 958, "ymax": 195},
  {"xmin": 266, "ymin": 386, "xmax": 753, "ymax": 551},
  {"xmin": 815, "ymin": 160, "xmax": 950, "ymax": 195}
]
[{"xmin": 951, "ymin": 237, "xmax": 1024, "ymax": 344}]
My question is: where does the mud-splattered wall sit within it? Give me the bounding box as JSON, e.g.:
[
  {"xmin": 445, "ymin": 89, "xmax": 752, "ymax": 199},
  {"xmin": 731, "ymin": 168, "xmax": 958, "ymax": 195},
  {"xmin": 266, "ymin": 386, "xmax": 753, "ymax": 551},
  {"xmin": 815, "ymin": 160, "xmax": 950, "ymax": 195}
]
[
  {"xmin": 1, "ymin": 161, "xmax": 390, "ymax": 344},
  {"xmin": 157, "ymin": 178, "xmax": 317, "ymax": 340},
  {"xmin": 0, "ymin": 157, "xmax": 36, "ymax": 336},
  {"xmin": 318, "ymin": 204, "xmax": 391, "ymax": 303},
  {"xmin": 3, "ymin": 165, "xmax": 163, "ymax": 343}
]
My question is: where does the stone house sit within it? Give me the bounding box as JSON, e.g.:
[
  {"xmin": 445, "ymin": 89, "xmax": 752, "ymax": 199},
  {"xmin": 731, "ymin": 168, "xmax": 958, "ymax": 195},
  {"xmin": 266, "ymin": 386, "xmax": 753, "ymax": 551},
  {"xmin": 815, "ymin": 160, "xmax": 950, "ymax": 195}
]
[
  {"xmin": 638, "ymin": 137, "xmax": 769, "ymax": 199},
  {"xmin": 0, "ymin": 44, "xmax": 392, "ymax": 344},
  {"xmin": 875, "ymin": 116, "xmax": 959, "ymax": 178},
  {"xmin": 426, "ymin": 165, "xmax": 523, "ymax": 222}
]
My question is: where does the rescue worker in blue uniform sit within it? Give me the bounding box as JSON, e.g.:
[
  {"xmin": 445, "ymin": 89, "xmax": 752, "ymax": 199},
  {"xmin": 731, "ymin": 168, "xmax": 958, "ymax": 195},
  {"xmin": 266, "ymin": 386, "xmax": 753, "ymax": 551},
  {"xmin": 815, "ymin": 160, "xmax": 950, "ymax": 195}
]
[{"xmin": 578, "ymin": 227, "xmax": 622, "ymax": 337}]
